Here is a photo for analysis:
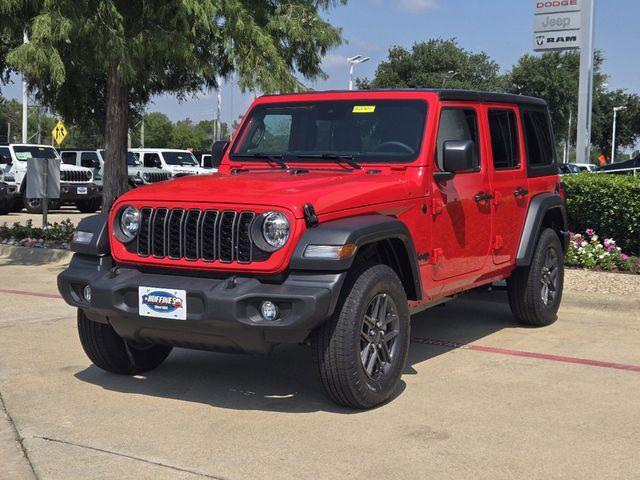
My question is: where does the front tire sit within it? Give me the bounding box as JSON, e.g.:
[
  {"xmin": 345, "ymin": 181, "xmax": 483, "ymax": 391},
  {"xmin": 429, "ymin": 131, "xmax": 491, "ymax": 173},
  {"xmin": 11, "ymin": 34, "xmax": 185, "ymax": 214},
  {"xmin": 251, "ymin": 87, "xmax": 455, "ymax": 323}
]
[
  {"xmin": 314, "ymin": 264, "xmax": 410, "ymax": 409},
  {"xmin": 507, "ymin": 228, "xmax": 564, "ymax": 326},
  {"xmin": 24, "ymin": 197, "xmax": 43, "ymax": 214},
  {"xmin": 77, "ymin": 310, "xmax": 172, "ymax": 374},
  {"xmin": 75, "ymin": 198, "xmax": 102, "ymax": 213}
]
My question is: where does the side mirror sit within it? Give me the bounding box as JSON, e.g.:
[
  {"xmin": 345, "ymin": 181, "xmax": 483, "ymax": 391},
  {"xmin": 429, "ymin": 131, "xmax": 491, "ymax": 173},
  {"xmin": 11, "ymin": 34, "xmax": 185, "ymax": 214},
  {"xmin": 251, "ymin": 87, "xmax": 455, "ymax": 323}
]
[
  {"xmin": 442, "ymin": 139, "xmax": 476, "ymax": 173},
  {"xmin": 210, "ymin": 141, "xmax": 229, "ymax": 169},
  {"xmin": 153, "ymin": 159, "xmax": 162, "ymax": 169},
  {"xmin": 0, "ymin": 155, "xmax": 12, "ymax": 165}
]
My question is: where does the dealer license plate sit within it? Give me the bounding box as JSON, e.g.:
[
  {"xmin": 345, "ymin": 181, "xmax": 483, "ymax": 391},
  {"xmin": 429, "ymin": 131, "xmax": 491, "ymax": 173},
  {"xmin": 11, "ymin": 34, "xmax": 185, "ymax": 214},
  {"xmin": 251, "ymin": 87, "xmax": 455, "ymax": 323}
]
[
  {"xmin": 77, "ymin": 186, "xmax": 88, "ymax": 195},
  {"xmin": 139, "ymin": 287, "xmax": 187, "ymax": 320}
]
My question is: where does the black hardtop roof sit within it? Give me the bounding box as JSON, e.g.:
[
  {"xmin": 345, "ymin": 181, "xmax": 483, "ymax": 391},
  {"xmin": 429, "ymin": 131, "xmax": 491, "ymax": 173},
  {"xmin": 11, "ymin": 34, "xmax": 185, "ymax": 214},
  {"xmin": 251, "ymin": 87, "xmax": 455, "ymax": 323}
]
[{"xmin": 261, "ymin": 88, "xmax": 547, "ymax": 107}]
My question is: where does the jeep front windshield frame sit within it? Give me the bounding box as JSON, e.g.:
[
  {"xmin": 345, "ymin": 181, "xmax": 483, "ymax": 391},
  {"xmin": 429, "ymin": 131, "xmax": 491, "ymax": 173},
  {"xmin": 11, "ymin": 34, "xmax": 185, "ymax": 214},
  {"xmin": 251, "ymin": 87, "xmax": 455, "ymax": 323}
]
[{"xmin": 230, "ymin": 100, "xmax": 428, "ymax": 164}]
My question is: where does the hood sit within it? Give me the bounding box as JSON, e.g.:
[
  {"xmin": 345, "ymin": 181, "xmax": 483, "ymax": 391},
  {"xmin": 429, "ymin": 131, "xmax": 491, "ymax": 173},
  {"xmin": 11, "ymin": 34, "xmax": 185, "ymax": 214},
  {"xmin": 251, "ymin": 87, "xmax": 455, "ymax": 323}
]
[
  {"xmin": 120, "ymin": 168, "xmax": 412, "ymax": 218},
  {"xmin": 60, "ymin": 164, "xmax": 93, "ymax": 173}
]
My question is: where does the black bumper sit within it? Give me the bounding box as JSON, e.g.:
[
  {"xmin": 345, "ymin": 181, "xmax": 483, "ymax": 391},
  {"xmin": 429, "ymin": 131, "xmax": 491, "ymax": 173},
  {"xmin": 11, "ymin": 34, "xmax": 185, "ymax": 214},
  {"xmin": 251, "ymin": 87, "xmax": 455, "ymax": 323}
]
[
  {"xmin": 57, "ymin": 254, "xmax": 346, "ymax": 354},
  {"xmin": 60, "ymin": 183, "xmax": 101, "ymax": 201},
  {"xmin": 0, "ymin": 183, "xmax": 18, "ymax": 200}
]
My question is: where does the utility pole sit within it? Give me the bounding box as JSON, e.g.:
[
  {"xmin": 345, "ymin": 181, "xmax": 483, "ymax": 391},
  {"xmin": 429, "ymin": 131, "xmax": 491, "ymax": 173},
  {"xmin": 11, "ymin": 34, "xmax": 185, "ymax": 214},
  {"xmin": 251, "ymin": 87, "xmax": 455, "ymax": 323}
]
[
  {"xmin": 37, "ymin": 102, "xmax": 43, "ymax": 144},
  {"xmin": 611, "ymin": 106, "xmax": 627, "ymax": 164},
  {"xmin": 215, "ymin": 77, "xmax": 222, "ymax": 141},
  {"xmin": 6, "ymin": 122, "xmax": 10, "ymax": 143},
  {"xmin": 140, "ymin": 114, "xmax": 145, "ymax": 148},
  {"xmin": 22, "ymin": 30, "xmax": 29, "ymax": 143},
  {"xmin": 575, "ymin": 0, "xmax": 595, "ymax": 164},
  {"xmin": 347, "ymin": 55, "xmax": 370, "ymax": 91},
  {"xmin": 564, "ymin": 110, "xmax": 573, "ymax": 163}
]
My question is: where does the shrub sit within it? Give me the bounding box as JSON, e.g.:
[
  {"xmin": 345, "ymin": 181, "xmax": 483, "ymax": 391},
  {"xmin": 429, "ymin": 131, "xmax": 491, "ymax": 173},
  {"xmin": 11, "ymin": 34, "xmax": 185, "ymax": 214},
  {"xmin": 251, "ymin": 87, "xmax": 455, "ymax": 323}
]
[
  {"xmin": 563, "ymin": 174, "xmax": 640, "ymax": 255},
  {"xmin": 0, "ymin": 219, "xmax": 76, "ymax": 243},
  {"xmin": 565, "ymin": 229, "xmax": 632, "ymax": 272}
]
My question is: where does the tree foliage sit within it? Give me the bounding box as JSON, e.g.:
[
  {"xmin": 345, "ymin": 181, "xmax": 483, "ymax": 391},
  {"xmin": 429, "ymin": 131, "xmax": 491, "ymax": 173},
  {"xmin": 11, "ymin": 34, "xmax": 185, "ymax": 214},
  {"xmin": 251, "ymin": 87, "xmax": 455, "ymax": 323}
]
[
  {"xmin": 1, "ymin": 0, "xmax": 346, "ymax": 208},
  {"xmin": 358, "ymin": 39, "xmax": 505, "ymax": 92}
]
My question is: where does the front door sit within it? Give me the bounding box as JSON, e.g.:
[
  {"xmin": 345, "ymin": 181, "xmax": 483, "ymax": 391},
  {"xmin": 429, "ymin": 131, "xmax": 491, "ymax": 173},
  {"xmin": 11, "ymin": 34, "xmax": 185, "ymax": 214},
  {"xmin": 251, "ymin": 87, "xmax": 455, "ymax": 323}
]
[
  {"xmin": 431, "ymin": 105, "xmax": 492, "ymax": 281},
  {"xmin": 485, "ymin": 106, "xmax": 529, "ymax": 264}
]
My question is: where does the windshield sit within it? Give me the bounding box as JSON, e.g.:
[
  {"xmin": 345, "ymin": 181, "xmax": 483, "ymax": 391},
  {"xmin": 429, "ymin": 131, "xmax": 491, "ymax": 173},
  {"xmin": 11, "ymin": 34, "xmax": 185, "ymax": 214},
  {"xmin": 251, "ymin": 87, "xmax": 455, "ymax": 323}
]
[
  {"xmin": 13, "ymin": 146, "xmax": 59, "ymax": 160},
  {"xmin": 99, "ymin": 150, "xmax": 142, "ymax": 166},
  {"xmin": 162, "ymin": 151, "xmax": 198, "ymax": 166},
  {"xmin": 231, "ymin": 100, "xmax": 428, "ymax": 163}
]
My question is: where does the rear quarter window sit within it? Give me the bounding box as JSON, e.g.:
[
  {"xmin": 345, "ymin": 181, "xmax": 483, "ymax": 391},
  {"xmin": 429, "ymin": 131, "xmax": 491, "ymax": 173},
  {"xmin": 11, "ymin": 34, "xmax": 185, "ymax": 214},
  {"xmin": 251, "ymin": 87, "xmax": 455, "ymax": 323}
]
[{"xmin": 521, "ymin": 109, "xmax": 557, "ymax": 177}]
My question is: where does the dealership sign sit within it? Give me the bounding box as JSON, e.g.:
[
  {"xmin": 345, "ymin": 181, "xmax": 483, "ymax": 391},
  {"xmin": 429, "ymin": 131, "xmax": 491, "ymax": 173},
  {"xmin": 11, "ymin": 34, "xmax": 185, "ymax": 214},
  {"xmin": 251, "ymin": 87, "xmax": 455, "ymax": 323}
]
[{"xmin": 533, "ymin": 0, "xmax": 583, "ymax": 51}]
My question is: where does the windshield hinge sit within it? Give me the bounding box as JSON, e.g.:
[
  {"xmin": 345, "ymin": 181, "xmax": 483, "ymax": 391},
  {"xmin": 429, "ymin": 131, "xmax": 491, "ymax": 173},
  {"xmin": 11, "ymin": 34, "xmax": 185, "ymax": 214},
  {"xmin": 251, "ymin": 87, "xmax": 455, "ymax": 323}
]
[{"xmin": 303, "ymin": 203, "xmax": 319, "ymax": 228}]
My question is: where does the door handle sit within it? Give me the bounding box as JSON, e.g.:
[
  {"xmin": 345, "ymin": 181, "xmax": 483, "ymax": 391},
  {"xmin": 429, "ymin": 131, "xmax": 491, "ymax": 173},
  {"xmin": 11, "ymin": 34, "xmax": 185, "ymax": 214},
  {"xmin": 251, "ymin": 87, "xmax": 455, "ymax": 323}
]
[
  {"xmin": 474, "ymin": 192, "xmax": 494, "ymax": 203},
  {"xmin": 513, "ymin": 188, "xmax": 529, "ymax": 197}
]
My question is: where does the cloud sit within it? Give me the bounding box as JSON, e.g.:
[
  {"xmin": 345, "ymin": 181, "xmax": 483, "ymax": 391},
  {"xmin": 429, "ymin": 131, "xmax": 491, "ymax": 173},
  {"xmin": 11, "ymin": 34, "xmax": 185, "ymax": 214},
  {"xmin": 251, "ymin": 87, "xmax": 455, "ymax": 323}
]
[
  {"xmin": 322, "ymin": 54, "xmax": 348, "ymax": 69},
  {"xmin": 351, "ymin": 37, "xmax": 380, "ymax": 53},
  {"xmin": 396, "ymin": 0, "xmax": 440, "ymax": 13}
]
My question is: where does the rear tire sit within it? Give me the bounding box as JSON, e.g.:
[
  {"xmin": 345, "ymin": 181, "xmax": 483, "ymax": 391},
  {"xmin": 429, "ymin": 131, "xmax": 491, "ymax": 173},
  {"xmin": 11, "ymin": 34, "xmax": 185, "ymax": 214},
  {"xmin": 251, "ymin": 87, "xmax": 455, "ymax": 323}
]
[
  {"xmin": 24, "ymin": 197, "xmax": 43, "ymax": 214},
  {"xmin": 314, "ymin": 264, "xmax": 410, "ymax": 409},
  {"xmin": 77, "ymin": 309, "xmax": 172, "ymax": 374},
  {"xmin": 507, "ymin": 228, "xmax": 564, "ymax": 326}
]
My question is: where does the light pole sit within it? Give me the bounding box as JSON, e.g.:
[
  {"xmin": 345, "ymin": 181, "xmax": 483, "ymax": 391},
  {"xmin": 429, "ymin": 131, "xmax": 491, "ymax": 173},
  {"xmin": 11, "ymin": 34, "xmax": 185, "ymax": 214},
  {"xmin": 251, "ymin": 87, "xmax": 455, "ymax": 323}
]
[
  {"xmin": 442, "ymin": 70, "xmax": 458, "ymax": 87},
  {"xmin": 347, "ymin": 55, "xmax": 370, "ymax": 91},
  {"xmin": 611, "ymin": 105, "xmax": 627, "ymax": 164}
]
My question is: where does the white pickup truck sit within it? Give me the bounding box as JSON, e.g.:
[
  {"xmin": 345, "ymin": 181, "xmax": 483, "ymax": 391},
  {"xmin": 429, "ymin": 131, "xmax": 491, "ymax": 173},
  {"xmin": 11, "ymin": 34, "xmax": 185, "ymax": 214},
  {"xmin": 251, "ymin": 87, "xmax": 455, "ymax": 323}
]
[{"xmin": 0, "ymin": 143, "xmax": 99, "ymax": 214}]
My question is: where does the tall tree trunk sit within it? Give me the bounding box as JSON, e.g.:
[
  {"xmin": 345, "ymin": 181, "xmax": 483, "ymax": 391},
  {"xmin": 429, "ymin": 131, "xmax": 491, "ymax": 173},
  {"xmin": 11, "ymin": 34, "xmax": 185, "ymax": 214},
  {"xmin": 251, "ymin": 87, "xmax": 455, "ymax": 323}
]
[{"xmin": 103, "ymin": 64, "xmax": 129, "ymax": 212}]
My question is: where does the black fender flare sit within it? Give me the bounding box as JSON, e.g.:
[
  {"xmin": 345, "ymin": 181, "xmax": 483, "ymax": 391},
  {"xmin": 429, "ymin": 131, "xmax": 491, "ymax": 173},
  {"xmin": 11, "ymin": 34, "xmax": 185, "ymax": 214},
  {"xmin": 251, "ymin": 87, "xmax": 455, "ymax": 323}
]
[
  {"xmin": 290, "ymin": 214, "xmax": 422, "ymax": 300},
  {"xmin": 516, "ymin": 193, "xmax": 568, "ymax": 267},
  {"xmin": 70, "ymin": 213, "xmax": 110, "ymax": 256}
]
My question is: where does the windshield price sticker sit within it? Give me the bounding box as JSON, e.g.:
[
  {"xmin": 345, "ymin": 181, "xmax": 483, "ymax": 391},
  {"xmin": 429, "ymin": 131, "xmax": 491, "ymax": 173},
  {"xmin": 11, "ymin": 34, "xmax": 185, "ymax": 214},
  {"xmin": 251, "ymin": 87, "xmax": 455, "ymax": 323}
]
[
  {"xmin": 353, "ymin": 105, "xmax": 376, "ymax": 113},
  {"xmin": 15, "ymin": 152, "xmax": 32, "ymax": 160}
]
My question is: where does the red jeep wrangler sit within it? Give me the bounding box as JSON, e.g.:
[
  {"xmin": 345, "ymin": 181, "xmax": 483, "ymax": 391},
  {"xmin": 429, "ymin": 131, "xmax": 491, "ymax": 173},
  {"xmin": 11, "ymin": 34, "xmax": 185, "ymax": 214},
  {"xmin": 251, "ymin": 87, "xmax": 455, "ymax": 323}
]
[{"xmin": 58, "ymin": 90, "xmax": 568, "ymax": 409}]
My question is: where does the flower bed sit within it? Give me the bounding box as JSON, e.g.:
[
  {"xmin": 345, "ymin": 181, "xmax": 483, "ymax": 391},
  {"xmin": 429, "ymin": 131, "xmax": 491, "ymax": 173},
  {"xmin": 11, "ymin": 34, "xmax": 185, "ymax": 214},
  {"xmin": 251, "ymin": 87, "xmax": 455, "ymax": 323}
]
[{"xmin": 565, "ymin": 229, "xmax": 640, "ymax": 274}]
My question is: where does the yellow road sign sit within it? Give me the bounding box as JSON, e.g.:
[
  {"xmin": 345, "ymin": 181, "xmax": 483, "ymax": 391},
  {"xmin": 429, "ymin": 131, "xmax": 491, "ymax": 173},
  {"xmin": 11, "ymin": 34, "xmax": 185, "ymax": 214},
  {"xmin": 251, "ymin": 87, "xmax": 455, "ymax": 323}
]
[{"xmin": 52, "ymin": 121, "xmax": 68, "ymax": 145}]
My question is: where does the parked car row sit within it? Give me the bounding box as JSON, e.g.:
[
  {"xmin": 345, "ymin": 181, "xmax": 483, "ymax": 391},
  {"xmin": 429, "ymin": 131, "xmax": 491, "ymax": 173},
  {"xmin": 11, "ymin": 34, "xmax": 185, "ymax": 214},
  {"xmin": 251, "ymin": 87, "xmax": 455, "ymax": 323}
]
[
  {"xmin": 558, "ymin": 158, "xmax": 639, "ymax": 176},
  {"xmin": 0, "ymin": 145, "xmax": 218, "ymax": 215}
]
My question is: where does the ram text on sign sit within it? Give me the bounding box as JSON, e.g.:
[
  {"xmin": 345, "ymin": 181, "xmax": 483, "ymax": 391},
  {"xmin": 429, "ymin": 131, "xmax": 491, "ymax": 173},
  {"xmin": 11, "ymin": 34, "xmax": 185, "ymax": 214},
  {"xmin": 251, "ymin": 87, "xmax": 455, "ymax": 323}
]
[
  {"xmin": 534, "ymin": 11, "xmax": 581, "ymax": 32},
  {"xmin": 534, "ymin": 0, "xmax": 581, "ymax": 14},
  {"xmin": 533, "ymin": 30, "xmax": 580, "ymax": 51}
]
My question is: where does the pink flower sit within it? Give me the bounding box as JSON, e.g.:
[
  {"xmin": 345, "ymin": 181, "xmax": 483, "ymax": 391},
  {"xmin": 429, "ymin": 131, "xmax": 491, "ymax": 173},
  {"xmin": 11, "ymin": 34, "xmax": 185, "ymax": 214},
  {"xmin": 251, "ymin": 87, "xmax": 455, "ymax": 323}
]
[
  {"xmin": 586, "ymin": 229, "xmax": 595, "ymax": 236},
  {"xmin": 620, "ymin": 254, "xmax": 629, "ymax": 261}
]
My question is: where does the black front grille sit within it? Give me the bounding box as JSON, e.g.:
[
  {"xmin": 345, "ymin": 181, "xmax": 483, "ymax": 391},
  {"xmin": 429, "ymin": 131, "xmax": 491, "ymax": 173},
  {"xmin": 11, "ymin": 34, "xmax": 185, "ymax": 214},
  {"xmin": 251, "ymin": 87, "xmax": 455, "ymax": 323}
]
[
  {"xmin": 136, "ymin": 207, "xmax": 258, "ymax": 264},
  {"xmin": 61, "ymin": 170, "xmax": 92, "ymax": 183},
  {"xmin": 146, "ymin": 172, "xmax": 171, "ymax": 183}
]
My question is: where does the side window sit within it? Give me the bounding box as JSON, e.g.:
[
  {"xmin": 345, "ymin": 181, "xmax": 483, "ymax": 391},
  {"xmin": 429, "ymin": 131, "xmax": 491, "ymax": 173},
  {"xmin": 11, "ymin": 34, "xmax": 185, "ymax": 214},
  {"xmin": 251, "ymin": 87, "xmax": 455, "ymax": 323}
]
[
  {"xmin": 80, "ymin": 151, "xmax": 99, "ymax": 168},
  {"xmin": 436, "ymin": 108, "xmax": 479, "ymax": 170},
  {"xmin": 523, "ymin": 110, "xmax": 554, "ymax": 166},
  {"xmin": 0, "ymin": 147, "xmax": 11, "ymax": 164},
  {"xmin": 144, "ymin": 153, "xmax": 161, "ymax": 168},
  {"xmin": 488, "ymin": 109, "xmax": 521, "ymax": 170},
  {"xmin": 60, "ymin": 152, "xmax": 77, "ymax": 165}
]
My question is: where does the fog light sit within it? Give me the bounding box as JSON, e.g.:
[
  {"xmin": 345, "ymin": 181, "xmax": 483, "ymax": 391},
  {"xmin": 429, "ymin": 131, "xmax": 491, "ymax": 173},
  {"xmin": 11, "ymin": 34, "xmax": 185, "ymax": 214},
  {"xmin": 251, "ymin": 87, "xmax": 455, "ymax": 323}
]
[
  {"xmin": 260, "ymin": 300, "xmax": 279, "ymax": 321},
  {"xmin": 83, "ymin": 285, "xmax": 92, "ymax": 303}
]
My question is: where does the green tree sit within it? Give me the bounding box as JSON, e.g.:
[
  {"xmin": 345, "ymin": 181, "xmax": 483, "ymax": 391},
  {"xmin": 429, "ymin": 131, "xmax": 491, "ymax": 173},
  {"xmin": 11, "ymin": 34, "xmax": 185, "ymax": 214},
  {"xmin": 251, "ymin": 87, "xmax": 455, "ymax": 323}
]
[
  {"xmin": 2, "ymin": 1, "xmax": 345, "ymax": 209},
  {"xmin": 591, "ymin": 89, "xmax": 640, "ymax": 159},
  {"xmin": 358, "ymin": 39, "xmax": 505, "ymax": 91},
  {"xmin": 139, "ymin": 112, "xmax": 173, "ymax": 149},
  {"xmin": 171, "ymin": 118, "xmax": 210, "ymax": 151}
]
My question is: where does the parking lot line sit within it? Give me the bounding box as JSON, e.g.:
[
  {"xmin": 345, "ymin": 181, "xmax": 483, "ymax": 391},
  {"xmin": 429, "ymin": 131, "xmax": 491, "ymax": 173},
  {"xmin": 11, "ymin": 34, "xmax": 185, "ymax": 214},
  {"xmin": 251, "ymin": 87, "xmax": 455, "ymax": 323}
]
[
  {"xmin": 412, "ymin": 337, "xmax": 640, "ymax": 373},
  {"xmin": 0, "ymin": 288, "xmax": 62, "ymax": 300}
]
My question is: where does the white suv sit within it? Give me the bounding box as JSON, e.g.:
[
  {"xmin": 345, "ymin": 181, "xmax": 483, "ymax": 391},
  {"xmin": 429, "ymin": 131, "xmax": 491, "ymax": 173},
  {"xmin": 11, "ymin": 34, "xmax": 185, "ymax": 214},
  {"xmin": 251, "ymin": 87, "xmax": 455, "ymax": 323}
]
[
  {"xmin": 0, "ymin": 143, "xmax": 99, "ymax": 213},
  {"xmin": 130, "ymin": 148, "xmax": 210, "ymax": 177},
  {"xmin": 59, "ymin": 149, "xmax": 172, "ymax": 188}
]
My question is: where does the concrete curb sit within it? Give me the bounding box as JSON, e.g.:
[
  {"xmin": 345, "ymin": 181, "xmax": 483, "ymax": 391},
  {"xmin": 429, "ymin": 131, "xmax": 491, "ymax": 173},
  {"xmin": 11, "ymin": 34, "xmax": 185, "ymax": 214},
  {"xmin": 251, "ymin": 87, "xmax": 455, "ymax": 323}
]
[{"xmin": 0, "ymin": 245, "xmax": 73, "ymax": 266}]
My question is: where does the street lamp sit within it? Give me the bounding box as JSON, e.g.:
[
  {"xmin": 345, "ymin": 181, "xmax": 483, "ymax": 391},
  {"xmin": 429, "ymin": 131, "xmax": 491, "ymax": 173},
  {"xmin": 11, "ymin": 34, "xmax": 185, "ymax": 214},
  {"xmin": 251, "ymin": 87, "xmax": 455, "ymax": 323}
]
[
  {"xmin": 442, "ymin": 70, "xmax": 458, "ymax": 87},
  {"xmin": 611, "ymin": 105, "xmax": 627, "ymax": 163},
  {"xmin": 347, "ymin": 55, "xmax": 370, "ymax": 91}
]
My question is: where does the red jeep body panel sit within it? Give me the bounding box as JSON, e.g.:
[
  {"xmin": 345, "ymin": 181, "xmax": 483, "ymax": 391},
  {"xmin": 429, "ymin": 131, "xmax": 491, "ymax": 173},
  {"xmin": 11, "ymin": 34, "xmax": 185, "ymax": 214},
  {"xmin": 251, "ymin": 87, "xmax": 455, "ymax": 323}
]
[{"xmin": 109, "ymin": 90, "xmax": 559, "ymax": 309}]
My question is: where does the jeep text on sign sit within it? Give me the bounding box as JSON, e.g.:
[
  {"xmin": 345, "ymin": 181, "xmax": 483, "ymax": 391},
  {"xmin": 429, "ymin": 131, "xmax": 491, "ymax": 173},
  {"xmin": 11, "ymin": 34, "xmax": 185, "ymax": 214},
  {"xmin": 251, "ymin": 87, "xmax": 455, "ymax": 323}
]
[
  {"xmin": 534, "ymin": 11, "xmax": 581, "ymax": 32},
  {"xmin": 534, "ymin": 0, "xmax": 581, "ymax": 14}
]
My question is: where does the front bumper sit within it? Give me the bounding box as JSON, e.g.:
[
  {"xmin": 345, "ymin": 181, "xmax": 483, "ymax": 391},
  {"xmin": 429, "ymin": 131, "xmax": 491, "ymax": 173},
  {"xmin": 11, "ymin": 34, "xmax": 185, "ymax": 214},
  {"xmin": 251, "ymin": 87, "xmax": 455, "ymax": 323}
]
[
  {"xmin": 0, "ymin": 183, "xmax": 18, "ymax": 200},
  {"xmin": 60, "ymin": 183, "xmax": 101, "ymax": 201},
  {"xmin": 57, "ymin": 254, "xmax": 345, "ymax": 354}
]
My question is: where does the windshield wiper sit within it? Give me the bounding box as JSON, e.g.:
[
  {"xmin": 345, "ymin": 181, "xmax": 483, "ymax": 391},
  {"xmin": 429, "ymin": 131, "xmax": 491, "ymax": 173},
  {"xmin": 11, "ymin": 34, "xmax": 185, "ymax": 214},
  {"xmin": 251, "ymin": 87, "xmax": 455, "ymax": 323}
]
[
  {"xmin": 296, "ymin": 153, "xmax": 362, "ymax": 170},
  {"xmin": 233, "ymin": 153, "xmax": 288, "ymax": 169}
]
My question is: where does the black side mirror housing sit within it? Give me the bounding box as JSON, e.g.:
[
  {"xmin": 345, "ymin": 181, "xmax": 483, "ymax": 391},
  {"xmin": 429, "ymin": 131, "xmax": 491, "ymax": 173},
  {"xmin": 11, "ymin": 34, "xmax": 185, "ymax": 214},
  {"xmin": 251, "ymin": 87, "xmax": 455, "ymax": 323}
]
[
  {"xmin": 0, "ymin": 156, "xmax": 12, "ymax": 165},
  {"xmin": 211, "ymin": 141, "xmax": 229, "ymax": 169},
  {"xmin": 442, "ymin": 140, "xmax": 477, "ymax": 173}
]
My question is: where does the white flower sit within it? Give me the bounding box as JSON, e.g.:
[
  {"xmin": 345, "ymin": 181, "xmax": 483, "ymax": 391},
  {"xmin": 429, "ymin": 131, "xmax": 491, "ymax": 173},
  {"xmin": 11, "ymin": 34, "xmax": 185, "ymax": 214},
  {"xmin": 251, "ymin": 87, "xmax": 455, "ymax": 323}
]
[{"xmin": 581, "ymin": 241, "xmax": 588, "ymax": 247}]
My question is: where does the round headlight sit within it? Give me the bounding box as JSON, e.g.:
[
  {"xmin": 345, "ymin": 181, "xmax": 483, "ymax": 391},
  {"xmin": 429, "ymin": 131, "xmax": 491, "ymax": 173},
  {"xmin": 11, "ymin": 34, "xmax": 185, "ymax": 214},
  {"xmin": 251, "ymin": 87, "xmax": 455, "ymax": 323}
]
[
  {"xmin": 120, "ymin": 206, "xmax": 140, "ymax": 239},
  {"xmin": 262, "ymin": 211, "xmax": 289, "ymax": 249},
  {"xmin": 142, "ymin": 172, "xmax": 150, "ymax": 182}
]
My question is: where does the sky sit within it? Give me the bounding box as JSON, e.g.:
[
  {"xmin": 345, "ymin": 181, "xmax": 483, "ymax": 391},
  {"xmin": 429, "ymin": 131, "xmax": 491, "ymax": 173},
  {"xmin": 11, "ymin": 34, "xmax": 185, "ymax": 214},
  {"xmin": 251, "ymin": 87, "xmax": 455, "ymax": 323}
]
[{"xmin": 2, "ymin": 0, "xmax": 640, "ymax": 126}]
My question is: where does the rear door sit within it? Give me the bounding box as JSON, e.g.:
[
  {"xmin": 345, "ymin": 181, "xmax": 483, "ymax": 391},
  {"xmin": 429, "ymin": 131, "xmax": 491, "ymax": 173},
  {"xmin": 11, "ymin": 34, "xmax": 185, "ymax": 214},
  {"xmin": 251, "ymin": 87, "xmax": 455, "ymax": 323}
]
[
  {"xmin": 485, "ymin": 106, "xmax": 529, "ymax": 265},
  {"xmin": 431, "ymin": 104, "xmax": 492, "ymax": 281}
]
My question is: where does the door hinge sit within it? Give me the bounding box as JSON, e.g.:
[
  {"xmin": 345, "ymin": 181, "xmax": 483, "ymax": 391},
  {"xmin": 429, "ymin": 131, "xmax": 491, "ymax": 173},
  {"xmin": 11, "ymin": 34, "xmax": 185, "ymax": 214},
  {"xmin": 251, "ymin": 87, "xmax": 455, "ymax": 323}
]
[
  {"xmin": 431, "ymin": 198, "xmax": 445, "ymax": 216},
  {"xmin": 303, "ymin": 203, "xmax": 318, "ymax": 228},
  {"xmin": 492, "ymin": 191, "xmax": 502, "ymax": 206},
  {"xmin": 430, "ymin": 248, "xmax": 444, "ymax": 265}
]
